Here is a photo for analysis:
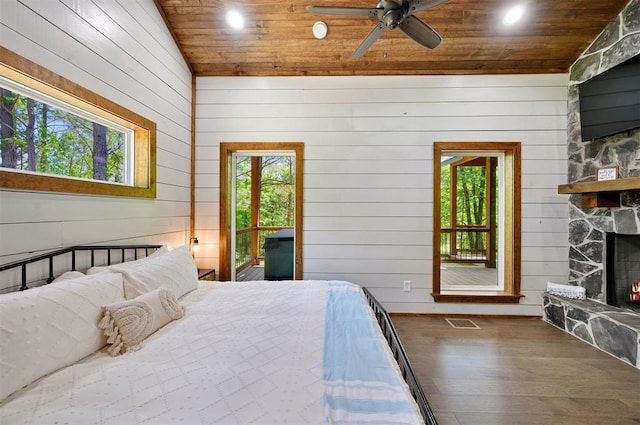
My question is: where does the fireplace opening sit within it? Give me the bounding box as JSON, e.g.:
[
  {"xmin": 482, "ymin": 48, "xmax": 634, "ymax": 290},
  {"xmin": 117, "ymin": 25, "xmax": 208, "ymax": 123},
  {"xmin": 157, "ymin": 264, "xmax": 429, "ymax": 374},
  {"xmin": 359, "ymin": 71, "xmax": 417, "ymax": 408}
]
[{"xmin": 605, "ymin": 232, "xmax": 640, "ymax": 312}]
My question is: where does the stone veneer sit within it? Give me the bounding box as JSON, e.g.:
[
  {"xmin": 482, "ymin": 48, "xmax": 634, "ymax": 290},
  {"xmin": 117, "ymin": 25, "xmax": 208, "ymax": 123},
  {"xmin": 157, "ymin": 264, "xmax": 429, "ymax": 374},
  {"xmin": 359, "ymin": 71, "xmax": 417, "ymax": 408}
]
[
  {"xmin": 566, "ymin": 0, "xmax": 640, "ymax": 299},
  {"xmin": 543, "ymin": 293, "xmax": 640, "ymax": 368},
  {"xmin": 567, "ymin": 130, "xmax": 640, "ymax": 299},
  {"xmin": 542, "ymin": 0, "xmax": 640, "ymax": 369}
]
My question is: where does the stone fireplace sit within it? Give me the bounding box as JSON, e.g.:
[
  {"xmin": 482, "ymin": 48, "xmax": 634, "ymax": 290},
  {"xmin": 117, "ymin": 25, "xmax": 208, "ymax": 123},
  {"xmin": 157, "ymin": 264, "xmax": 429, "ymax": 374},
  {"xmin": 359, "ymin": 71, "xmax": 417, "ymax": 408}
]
[
  {"xmin": 566, "ymin": 132, "xmax": 640, "ymax": 302},
  {"xmin": 542, "ymin": 0, "xmax": 640, "ymax": 369},
  {"xmin": 605, "ymin": 233, "xmax": 640, "ymax": 312}
]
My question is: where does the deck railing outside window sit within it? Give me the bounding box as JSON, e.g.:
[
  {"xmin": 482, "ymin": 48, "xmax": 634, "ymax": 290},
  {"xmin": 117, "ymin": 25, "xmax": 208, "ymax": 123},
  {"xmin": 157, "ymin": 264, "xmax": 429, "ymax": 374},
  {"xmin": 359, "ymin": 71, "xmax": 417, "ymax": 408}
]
[
  {"xmin": 440, "ymin": 226, "xmax": 489, "ymax": 263},
  {"xmin": 235, "ymin": 226, "xmax": 293, "ymax": 270}
]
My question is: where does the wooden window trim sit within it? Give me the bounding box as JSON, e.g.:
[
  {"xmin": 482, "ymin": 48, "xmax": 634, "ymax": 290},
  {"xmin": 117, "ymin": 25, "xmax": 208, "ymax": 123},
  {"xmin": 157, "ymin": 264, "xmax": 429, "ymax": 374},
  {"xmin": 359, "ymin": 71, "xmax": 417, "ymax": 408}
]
[
  {"xmin": 432, "ymin": 141, "xmax": 523, "ymax": 304},
  {"xmin": 219, "ymin": 142, "xmax": 304, "ymax": 281},
  {"xmin": 0, "ymin": 47, "xmax": 156, "ymax": 198}
]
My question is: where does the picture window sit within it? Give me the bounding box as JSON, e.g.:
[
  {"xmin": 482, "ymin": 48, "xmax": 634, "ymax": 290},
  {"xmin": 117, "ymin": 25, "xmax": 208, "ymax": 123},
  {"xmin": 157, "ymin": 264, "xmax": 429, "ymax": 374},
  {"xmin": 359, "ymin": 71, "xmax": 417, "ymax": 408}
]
[{"xmin": 0, "ymin": 47, "xmax": 156, "ymax": 198}]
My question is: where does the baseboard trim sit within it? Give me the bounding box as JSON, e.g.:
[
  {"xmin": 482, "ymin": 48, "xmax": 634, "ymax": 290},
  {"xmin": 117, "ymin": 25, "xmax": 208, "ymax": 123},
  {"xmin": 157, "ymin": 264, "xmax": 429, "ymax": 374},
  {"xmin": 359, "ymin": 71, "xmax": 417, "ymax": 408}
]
[{"xmin": 389, "ymin": 312, "xmax": 542, "ymax": 320}]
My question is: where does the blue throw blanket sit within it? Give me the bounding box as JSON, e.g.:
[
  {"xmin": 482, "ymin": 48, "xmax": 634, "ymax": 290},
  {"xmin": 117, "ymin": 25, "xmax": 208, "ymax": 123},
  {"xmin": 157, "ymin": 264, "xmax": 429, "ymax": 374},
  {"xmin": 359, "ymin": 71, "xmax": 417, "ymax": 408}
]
[{"xmin": 323, "ymin": 281, "xmax": 422, "ymax": 425}]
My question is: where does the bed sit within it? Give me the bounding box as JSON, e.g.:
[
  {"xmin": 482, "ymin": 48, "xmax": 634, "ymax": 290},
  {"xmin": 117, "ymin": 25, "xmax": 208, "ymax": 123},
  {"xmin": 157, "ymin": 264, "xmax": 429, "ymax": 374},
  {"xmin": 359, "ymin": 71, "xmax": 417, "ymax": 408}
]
[{"xmin": 0, "ymin": 244, "xmax": 437, "ymax": 425}]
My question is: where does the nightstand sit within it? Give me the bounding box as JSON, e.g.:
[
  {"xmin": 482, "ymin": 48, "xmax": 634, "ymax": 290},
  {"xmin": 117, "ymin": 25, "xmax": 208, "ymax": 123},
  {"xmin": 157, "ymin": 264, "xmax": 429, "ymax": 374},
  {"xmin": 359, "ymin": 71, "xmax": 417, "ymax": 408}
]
[{"xmin": 198, "ymin": 269, "xmax": 216, "ymax": 281}]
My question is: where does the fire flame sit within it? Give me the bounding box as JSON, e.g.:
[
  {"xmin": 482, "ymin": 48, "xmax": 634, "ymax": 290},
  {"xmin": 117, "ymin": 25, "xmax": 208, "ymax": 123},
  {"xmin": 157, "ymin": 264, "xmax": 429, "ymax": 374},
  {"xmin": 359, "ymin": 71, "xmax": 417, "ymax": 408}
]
[{"xmin": 631, "ymin": 281, "xmax": 640, "ymax": 303}]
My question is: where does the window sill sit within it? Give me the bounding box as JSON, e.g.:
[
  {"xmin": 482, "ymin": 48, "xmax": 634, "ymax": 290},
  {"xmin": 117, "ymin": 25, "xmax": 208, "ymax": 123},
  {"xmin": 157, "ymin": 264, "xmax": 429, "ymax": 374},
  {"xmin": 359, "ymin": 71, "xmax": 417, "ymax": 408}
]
[{"xmin": 432, "ymin": 291, "xmax": 524, "ymax": 304}]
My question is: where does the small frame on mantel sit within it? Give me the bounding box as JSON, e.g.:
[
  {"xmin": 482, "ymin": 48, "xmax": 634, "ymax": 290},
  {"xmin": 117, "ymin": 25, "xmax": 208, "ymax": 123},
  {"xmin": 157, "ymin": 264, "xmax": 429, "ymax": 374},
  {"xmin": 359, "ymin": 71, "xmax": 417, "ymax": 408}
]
[{"xmin": 596, "ymin": 166, "xmax": 619, "ymax": 181}]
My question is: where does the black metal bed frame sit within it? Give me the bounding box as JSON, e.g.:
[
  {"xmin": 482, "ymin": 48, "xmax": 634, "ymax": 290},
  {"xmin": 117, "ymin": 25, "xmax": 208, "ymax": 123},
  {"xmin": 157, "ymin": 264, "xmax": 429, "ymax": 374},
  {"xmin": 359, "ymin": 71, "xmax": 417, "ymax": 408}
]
[
  {"xmin": 362, "ymin": 287, "xmax": 438, "ymax": 425},
  {"xmin": 0, "ymin": 244, "xmax": 162, "ymax": 291},
  {"xmin": 1, "ymin": 245, "xmax": 437, "ymax": 425}
]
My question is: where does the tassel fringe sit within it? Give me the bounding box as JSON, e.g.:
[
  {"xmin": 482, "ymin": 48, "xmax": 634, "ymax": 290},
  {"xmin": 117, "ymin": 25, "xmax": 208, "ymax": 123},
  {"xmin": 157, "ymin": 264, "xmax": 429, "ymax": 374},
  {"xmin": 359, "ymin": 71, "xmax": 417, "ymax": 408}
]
[{"xmin": 99, "ymin": 308, "xmax": 127, "ymax": 356}]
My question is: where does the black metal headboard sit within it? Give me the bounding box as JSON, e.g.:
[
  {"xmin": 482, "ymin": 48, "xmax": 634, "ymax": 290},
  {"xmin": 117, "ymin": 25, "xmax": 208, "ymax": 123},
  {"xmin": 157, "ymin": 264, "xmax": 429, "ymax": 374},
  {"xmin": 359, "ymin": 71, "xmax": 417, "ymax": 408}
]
[{"xmin": 0, "ymin": 245, "xmax": 163, "ymax": 292}]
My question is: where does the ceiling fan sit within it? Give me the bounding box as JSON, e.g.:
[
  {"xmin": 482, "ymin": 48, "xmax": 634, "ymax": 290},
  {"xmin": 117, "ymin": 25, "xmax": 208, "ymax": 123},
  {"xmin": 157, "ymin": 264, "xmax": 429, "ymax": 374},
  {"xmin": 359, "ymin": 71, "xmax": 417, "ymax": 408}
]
[{"xmin": 307, "ymin": 0, "xmax": 450, "ymax": 59}]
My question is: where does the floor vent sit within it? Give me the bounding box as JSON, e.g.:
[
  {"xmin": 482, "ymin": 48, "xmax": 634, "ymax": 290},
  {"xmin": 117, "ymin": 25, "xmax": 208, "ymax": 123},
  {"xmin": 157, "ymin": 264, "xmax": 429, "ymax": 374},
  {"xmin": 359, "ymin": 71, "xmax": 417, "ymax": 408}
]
[{"xmin": 445, "ymin": 318, "xmax": 480, "ymax": 329}]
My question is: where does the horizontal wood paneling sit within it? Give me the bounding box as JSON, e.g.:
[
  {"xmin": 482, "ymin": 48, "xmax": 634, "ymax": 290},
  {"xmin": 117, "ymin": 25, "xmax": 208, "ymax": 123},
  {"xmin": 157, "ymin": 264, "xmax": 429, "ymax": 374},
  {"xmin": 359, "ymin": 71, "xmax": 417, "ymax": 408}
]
[
  {"xmin": 305, "ymin": 245, "xmax": 431, "ymax": 260},
  {"xmin": 305, "ymin": 216, "xmax": 432, "ymax": 231},
  {"xmin": 196, "ymin": 130, "xmax": 569, "ymax": 147},
  {"xmin": 197, "ymin": 87, "xmax": 568, "ymax": 104},
  {"xmin": 0, "ymin": 0, "xmax": 192, "ymax": 268},
  {"xmin": 305, "ymin": 203, "xmax": 433, "ymax": 217},
  {"xmin": 197, "ymin": 116, "xmax": 565, "ymax": 132},
  {"xmin": 197, "ymin": 101, "xmax": 568, "ymax": 119},
  {"xmin": 196, "ymin": 73, "xmax": 570, "ymax": 314},
  {"xmin": 0, "ymin": 191, "xmax": 188, "ymax": 224},
  {"xmin": 306, "ymin": 159, "xmax": 430, "ymax": 174},
  {"xmin": 306, "ymin": 188, "xmax": 431, "ymax": 203},
  {"xmin": 304, "ymin": 231, "xmax": 432, "ymax": 246},
  {"xmin": 305, "ymin": 173, "xmax": 429, "ymax": 188},
  {"xmin": 196, "ymin": 74, "xmax": 573, "ymax": 90}
]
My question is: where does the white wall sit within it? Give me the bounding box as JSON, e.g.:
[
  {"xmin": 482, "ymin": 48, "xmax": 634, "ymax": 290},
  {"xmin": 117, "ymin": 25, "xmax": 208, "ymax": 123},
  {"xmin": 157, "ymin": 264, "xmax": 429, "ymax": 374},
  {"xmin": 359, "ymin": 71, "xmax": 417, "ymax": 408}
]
[
  {"xmin": 0, "ymin": 0, "xmax": 570, "ymax": 314},
  {"xmin": 195, "ymin": 74, "xmax": 570, "ymax": 315},
  {"xmin": 0, "ymin": 1, "xmax": 192, "ymax": 264}
]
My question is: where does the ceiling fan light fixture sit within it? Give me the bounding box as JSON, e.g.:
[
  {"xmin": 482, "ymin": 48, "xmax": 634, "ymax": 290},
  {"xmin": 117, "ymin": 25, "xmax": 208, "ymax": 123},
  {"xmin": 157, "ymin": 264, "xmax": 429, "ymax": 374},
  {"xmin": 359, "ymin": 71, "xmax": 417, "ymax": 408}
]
[
  {"xmin": 226, "ymin": 10, "xmax": 245, "ymax": 30},
  {"xmin": 504, "ymin": 5, "xmax": 524, "ymax": 25}
]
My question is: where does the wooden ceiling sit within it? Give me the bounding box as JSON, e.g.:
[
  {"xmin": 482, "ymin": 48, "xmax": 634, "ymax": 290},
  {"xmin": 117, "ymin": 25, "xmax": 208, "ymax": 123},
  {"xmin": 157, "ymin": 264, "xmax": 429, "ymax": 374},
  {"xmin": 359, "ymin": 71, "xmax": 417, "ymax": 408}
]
[{"xmin": 155, "ymin": 0, "xmax": 630, "ymax": 76}]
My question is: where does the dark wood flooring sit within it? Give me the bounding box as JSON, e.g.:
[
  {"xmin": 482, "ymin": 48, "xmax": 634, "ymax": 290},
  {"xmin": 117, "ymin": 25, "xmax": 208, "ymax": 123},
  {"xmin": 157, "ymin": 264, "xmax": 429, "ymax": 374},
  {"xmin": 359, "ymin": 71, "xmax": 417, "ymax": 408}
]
[{"xmin": 391, "ymin": 315, "xmax": 640, "ymax": 425}]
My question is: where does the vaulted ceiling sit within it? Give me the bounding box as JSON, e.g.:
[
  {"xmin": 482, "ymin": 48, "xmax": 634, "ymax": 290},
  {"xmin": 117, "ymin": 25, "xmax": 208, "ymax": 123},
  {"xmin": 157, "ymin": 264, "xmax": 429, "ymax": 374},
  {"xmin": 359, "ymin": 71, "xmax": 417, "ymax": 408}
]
[{"xmin": 154, "ymin": 0, "xmax": 630, "ymax": 76}]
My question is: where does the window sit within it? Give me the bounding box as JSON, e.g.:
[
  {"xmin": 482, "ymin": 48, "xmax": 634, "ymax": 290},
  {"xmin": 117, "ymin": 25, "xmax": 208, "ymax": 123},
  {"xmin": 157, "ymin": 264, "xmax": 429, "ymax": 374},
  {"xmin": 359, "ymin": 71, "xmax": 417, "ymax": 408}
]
[
  {"xmin": 0, "ymin": 47, "xmax": 156, "ymax": 198},
  {"xmin": 219, "ymin": 142, "xmax": 304, "ymax": 281},
  {"xmin": 432, "ymin": 142, "xmax": 522, "ymax": 303}
]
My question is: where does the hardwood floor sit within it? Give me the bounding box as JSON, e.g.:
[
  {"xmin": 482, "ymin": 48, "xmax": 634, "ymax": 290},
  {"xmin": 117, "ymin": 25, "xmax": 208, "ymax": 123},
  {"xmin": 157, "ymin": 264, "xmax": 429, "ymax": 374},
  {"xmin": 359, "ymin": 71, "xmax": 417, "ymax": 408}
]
[{"xmin": 391, "ymin": 315, "xmax": 640, "ymax": 425}]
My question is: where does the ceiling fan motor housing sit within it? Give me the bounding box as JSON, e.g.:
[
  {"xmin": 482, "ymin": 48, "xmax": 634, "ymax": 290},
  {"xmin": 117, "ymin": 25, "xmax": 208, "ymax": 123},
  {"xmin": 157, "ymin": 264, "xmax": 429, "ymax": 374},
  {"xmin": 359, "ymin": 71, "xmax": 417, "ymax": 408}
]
[
  {"xmin": 307, "ymin": 0, "xmax": 447, "ymax": 58},
  {"xmin": 377, "ymin": 0, "xmax": 410, "ymax": 29}
]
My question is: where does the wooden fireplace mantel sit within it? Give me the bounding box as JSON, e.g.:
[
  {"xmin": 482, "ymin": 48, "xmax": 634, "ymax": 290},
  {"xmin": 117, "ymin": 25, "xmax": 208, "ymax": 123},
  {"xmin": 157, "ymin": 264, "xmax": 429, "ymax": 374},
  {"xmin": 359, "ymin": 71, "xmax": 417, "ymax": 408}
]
[{"xmin": 558, "ymin": 177, "xmax": 640, "ymax": 207}]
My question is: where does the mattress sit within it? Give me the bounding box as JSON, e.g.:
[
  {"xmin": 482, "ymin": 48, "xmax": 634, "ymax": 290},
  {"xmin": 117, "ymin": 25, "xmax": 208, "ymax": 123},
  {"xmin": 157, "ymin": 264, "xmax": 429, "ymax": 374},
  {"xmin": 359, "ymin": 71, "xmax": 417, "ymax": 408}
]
[{"xmin": 0, "ymin": 280, "xmax": 422, "ymax": 424}]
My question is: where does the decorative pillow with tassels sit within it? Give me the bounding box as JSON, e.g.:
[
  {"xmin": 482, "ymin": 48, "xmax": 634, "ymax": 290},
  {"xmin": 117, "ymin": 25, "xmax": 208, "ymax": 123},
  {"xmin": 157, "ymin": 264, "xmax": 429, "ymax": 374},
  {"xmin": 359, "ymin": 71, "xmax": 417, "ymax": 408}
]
[{"xmin": 99, "ymin": 285, "xmax": 185, "ymax": 356}]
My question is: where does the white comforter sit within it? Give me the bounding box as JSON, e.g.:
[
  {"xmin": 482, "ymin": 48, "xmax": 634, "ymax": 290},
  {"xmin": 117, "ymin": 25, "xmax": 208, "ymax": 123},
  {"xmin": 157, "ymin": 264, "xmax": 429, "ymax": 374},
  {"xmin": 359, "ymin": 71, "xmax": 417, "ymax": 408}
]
[{"xmin": 0, "ymin": 280, "xmax": 422, "ymax": 425}]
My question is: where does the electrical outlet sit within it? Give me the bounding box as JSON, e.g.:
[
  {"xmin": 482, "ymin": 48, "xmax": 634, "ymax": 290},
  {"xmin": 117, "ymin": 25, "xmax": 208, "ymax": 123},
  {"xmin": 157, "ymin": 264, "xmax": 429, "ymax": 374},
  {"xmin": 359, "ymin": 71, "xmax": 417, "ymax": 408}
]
[{"xmin": 403, "ymin": 280, "xmax": 411, "ymax": 292}]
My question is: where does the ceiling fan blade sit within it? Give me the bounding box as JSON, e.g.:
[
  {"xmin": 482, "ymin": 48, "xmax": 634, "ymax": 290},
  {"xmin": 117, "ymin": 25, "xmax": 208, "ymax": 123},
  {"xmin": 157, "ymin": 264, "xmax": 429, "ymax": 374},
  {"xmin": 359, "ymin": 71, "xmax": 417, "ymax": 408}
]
[
  {"xmin": 351, "ymin": 23, "xmax": 386, "ymax": 59},
  {"xmin": 398, "ymin": 15, "xmax": 442, "ymax": 49},
  {"xmin": 306, "ymin": 6, "xmax": 379, "ymax": 17},
  {"xmin": 407, "ymin": 0, "xmax": 451, "ymax": 14}
]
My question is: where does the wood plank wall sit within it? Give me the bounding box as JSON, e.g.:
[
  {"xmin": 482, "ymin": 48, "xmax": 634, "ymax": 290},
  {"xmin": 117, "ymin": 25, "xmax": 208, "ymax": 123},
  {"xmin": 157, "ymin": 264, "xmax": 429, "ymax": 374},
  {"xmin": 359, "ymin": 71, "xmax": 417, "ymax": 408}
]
[
  {"xmin": 0, "ymin": 1, "xmax": 192, "ymax": 265},
  {"xmin": 195, "ymin": 74, "xmax": 570, "ymax": 315}
]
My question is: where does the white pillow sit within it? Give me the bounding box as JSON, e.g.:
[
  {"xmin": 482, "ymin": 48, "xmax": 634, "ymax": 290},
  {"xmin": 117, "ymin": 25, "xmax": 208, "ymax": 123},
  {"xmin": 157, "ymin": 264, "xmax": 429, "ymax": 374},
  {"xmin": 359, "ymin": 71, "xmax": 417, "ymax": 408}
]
[
  {"xmin": 111, "ymin": 245, "xmax": 198, "ymax": 299},
  {"xmin": 0, "ymin": 273, "xmax": 125, "ymax": 401},
  {"xmin": 86, "ymin": 245, "xmax": 169, "ymax": 275},
  {"xmin": 51, "ymin": 270, "xmax": 85, "ymax": 282}
]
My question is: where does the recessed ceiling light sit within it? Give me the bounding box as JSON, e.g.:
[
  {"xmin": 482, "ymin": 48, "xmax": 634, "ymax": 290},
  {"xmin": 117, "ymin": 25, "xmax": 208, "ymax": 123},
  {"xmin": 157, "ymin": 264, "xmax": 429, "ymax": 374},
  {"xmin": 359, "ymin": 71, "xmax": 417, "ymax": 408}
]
[
  {"xmin": 226, "ymin": 10, "xmax": 244, "ymax": 30},
  {"xmin": 312, "ymin": 21, "xmax": 327, "ymax": 39},
  {"xmin": 504, "ymin": 5, "xmax": 524, "ymax": 25}
]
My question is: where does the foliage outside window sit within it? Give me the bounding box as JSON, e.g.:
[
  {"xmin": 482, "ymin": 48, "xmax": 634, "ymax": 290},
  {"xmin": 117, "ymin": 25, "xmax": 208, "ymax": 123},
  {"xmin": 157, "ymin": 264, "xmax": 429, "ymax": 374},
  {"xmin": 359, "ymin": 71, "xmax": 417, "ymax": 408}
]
[
  {"xmin": 440, "ymin": 162, "xmax": 490, "ymax": 227},
  {"xmin": 0, "ymin": 47, "xmax": 156, "ymax": 198},
  {"xmin": 438, "ymin": 154, "xmax": 503, "ymax": 296},
  {"xmin": 235, "ymin": 156, "xmax": 295, "ymax": 229},
  {"xmin": 235, "ymin": 155, "xmax": 295, "ymax": 268},
  {"xmin": 1, "ymin": 83, "xmax": 130, "ymax": 184}
]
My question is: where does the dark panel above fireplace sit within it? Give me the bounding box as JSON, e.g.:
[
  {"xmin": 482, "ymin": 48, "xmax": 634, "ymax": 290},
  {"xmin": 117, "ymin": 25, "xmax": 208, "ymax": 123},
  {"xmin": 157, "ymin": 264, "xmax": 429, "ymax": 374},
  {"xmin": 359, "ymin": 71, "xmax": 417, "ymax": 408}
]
[{"xmin": 579, "ymin": 56, "xmax": 640, "ymax": 141}]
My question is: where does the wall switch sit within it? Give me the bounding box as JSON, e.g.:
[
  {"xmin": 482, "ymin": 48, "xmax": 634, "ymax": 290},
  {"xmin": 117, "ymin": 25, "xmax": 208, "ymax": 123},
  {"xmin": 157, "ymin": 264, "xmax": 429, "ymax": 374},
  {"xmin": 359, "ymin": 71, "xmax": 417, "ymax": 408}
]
[{"xmin": 403, "ymin": 280, "xmax": 411, "ymax": 292}]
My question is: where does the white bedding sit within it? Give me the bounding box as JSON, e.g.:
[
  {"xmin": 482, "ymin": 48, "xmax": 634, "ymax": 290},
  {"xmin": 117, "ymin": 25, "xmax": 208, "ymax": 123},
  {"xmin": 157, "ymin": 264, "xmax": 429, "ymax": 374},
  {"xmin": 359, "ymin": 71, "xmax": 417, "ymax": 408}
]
[{"xmin": 0, "ymin": 280, "xmax": 422, "ymax": 425}]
